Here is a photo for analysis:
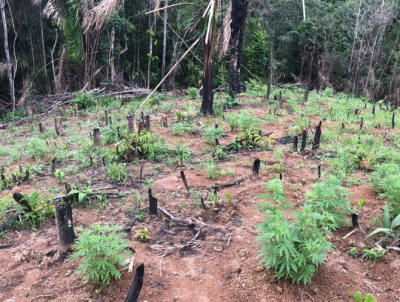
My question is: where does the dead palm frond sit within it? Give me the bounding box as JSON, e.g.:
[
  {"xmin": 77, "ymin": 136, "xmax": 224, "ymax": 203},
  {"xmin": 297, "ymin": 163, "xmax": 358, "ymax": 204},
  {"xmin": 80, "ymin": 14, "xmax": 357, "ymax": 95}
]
[
  {"xmin": 216, "ymin": 2, "xmax": 231, "ymax": 59},
  {"xmin": 83, "ymin": 0, "xmax": 124, "ymax": 32}
]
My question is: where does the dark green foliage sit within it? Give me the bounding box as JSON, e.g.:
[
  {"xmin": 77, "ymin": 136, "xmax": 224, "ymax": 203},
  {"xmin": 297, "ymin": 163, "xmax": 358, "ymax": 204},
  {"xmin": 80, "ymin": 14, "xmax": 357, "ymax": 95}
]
[
  {"xmin": 71, "ymin": 93, "xmax": 97, "ymax": 110},
  {"xmin": 203, "ymin": 127, "xmax": 225, "ymax": 144},
  {"xmin": 244, "ymin": 19, "xmax": 269, "ymax": 77}
]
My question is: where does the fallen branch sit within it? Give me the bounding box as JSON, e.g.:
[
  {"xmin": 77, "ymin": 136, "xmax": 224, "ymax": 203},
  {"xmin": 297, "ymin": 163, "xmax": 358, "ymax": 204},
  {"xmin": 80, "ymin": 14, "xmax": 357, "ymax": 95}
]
[
  {"xmin": 119, "ymin": 215, "xmax": 139, "ymax": 233},
  {"xmin": 155, "ymin": 231, "xmax": 202, "ymax": 257},
  {"xmin": 0, "ymin": 243, "xmax": 14, "ymax": 249},
  {"xmin": 135, "ymin": 38, "xmax": 201, "ymax": 114},
  {"xmin": 158, "ymin": 206, "xmax": 193, "ymax": 225},
  {"xmin": 211, "ymin": 178, "xmax": 246, "ymax": 190}
]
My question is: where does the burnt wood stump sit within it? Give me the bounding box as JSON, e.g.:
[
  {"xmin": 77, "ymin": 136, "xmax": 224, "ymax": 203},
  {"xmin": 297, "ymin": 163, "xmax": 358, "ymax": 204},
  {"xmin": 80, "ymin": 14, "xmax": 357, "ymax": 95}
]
[
  {"xmin": 124, "ymin": 264, "xmax": 144, "ymax": 302},
  {"xmin": 149, "ymin": 189, "xmax": 157, "ymax": 215},
  {"xmin": 93, "ymin": 128, "xmax": 101, "ymax": 147},
  {"xmin": 55, "ymin": 202, "xmax": 76, "ymax": 253}
]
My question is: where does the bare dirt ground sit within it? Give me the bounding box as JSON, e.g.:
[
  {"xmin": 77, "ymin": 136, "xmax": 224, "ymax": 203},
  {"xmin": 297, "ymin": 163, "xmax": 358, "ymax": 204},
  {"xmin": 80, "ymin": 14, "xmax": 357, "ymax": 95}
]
[{"xmin": 0, "ymin": 96, "xmax": 400, "ymax": 302}]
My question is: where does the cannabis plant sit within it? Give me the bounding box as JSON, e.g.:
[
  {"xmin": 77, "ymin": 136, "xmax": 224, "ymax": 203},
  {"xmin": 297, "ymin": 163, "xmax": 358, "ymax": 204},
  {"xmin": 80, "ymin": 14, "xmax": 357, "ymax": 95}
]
[
  {"xmin": 256, "ymin": 204, "xmax": 333, "ymax": 285},
  {"xmin": 203, "ymin": 127, "xmax": 225, "ymax": 144},
  {"xmin": 26, "ymin": 138, "xmax": 46, "ymax": 158},
  {"xmin": 305, "ymin": 176, "xmax": 353, "ymax": 228},
  {"xmin": 70, "ymin": 224, "xmax": 131, "ymax": 286},
  {"xmin": 256, "ymin": 179, "xmax": 290, "ymax": 210}
]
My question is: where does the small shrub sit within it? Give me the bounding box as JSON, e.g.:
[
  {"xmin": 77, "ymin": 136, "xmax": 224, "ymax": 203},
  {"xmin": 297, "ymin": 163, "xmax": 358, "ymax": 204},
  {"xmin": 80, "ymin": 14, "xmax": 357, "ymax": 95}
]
[
  {"xmin": 54, "ymin": 169, "xmax": 65, "ymax": 183},
  {"xmin": 26, "ymin": 138, "xmax": 46, "ymax": 158},
  {"xmin": 203, "ymin": 127, "xmax": 225, "ymax": 144},
  {"xmin": 362, "ymin": 248, "xmax": 386, "ymax": 262},
  {"xmin": 71, "ymin": 92, "xmax": 96, "ymax": 110},
  {"xmin": 205, "ymin": 161, "xmax": 234, "ymax": 180},
  {"xmin": 324, "ymin": 87, "xmax": 334, "ymax": 97},
  {"xmin": 136, "ymin": 228, "xmax": 151, "ymax": 242},
  {"xmin": 305, "ymin": 176, "xmax": 353, "ymax": 228},
  {"xmin": 188, "ymin": 87, "xmax": 198, "ymax": 99},
  {"xmin": 69, "ymin": 224, "xmax": 131, "ymax": 285},
  {"xmin": 256, "ymin": 203, "xmax": 333, "ymax": 285},
  {"xmin": 237, "ymin": 110, "xmax": 262, "ymax": 131},
  {"xmin": 107, "ymin": 163, "xmax": 127, "ymax": 184},
  {"xmin": 172, "ymin": 123, "xmax": 190, "ymax": 136}
]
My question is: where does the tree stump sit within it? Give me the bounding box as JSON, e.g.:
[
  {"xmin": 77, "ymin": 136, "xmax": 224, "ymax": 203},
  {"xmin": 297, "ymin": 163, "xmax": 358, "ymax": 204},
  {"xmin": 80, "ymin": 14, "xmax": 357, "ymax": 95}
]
[
  {"xmin": 312, "ymin": 125, "xmax": 321, "ymax": 150},
  {"xmin": 162, "ymin": 116, "xmax": 168, "ymax": 127},
  {"xmin": 39, "ymin": 123, "xmax": 45, "ymax": 133},
  {"xmin": 124, "ymin": 264, "xmax": 144, "ymax": 302},
  {"xmin": 54, "ymin": 117, "xmax": 62, "ymax": 136},
  {"xmin": 300, "ymin": 130, "xmax": 307, "ymax": 151},
  {"xmin": 293, "ymin": 136, "xmax": 298, "ymax": 152},
  {"xmin": 252, "ymin": 159, "xmax": 260, "ymax": 177},
  {"xmin": 127, "ymin": 115, "xmax": 135, "ymax": 133},
  {"xmin": 55, "ymin": 203, "xmax": 76, "ymax": 253},
  {"xmin": 149, "ymin": 189, "xmax": 157, "ymax": 215},
  {"xmin": 93, "ymin": 128, "xmax": 101, "ymax": 147},
  {"xmin": 105, "ymin": 110, "xmax": 108, "ymax": 126}
]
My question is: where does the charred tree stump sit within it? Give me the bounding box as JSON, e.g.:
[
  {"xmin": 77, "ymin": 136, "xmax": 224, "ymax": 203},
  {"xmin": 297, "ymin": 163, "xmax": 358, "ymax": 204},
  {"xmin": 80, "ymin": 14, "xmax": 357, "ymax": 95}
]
[
  {"xmin": 215, "ymin": 138, "xmax": 220, "ymax": 146},
  {"xmin": 54, "ymin": 117, "xmax": 62, "ymax": 136},
  {"xmin": 201, "ymin": 197, "xmax": 207, "ymax": 210},
  {"xmin": 372, "ymin": 105, "xmax": 375, "ymax": 117},
  {"xmin": 342, "ymin": 122, "xmax": 345, "ymax": 130},
  {"xmin": 117, "ymin": 126, "xmax": 121, "ymax": 139},
  {"xmin": 109, "ymin": 116, "xmax": 112, "ymax": 125},
  {"xmin": 215, "ymin": 123, "xmax": 218, "ymax": 129},
  {"xmin": 352, "ymin": 213, "xmax": 359, "ymax": 228},
  {"xmin": 75, "ymin": 104, "xmax": 79, "ymax": 116},
  {"xmin": 51, "ymin": 157, "xmax": 57, "ymax": 175},
  {"xmin": 163, "ymin": 116, "xmax": 168, "ymax": 127},
  {"xmin": 124, "ymin": 264, "xmax": 144, "ymax": 302},
  {"xmin": 127, "ymin": 115, "xmax": 135, "ymax": 133},
  {"xmin": 392, "ymin": 112, "xmax": 395, "ymax": 129},
  {"xmin": 318, "ymin": 164, "xmax": 321, "ymax": 179},
  {"xmin": 180, "ymin": 170, "xmax": 190, "ymax": 191},
  {"xmin": 148, "ymin": 189, "xmax": 157, "ymax": 215},
  {"xmin": 312, "ymin": 125, "xmax": 321, "ymax": 150},
  {"xmin": 300, "ymin": 130, "xmax": 307, "ymax": 151},
  {"xmin": 105, "ymin": 110, "xmax": 108, "ymax": 126},
  {"xmin": 252, "ymin": 159, "xmax": 260, "ymax": 177},
  {"xmin": 24, "ymin": 169, "xmax": 29, "ymax": 182},
  {"xmin": 93, "ymin": 128, "xmax": 101, "ymax": 147},
  {"xmin": 145, "ymin": 115, "xmax": 150, "ymax": 130},
  {"xmin": 55, "ymin": 203, "xmax": 76, "ymax": 253},
  {"xmin": 293, "ymin": 136, "xmax": 298, "ymax": 152},
  {"xmin": 279, "ymin": 173, "xmax": 282, "ymax": 180},
  {"xmin": 360, "ymin": 117, "xmax": 364, "ymax": 130},
  {"xmin": 13, "ymin": 193, "xmax": 32, "ymax": 212},
  {"xmin": 89, "ymin": 156, "xmax": 93, "ymax": 166},
  {"xmin": 139, "ymin": 165, "xmax": 144, "ymax": 180},
  {"xmin": 39, "ymin": 123, "xmax": 45, "ymax": 133}
]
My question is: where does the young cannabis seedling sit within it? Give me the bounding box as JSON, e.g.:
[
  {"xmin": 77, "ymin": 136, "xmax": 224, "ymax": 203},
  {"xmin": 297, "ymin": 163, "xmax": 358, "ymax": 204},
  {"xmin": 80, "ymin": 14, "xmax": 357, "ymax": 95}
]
[
  {"xmin": 70, "ymin": 224, "xmax": 131, "ymax": 287},
  {"xmin": 136, "ymin": 228, "xmax": 151, "ymax": 242},
  {"xmin": 256, "ymin": 179, "xmax": 290, "ymax": 210}
]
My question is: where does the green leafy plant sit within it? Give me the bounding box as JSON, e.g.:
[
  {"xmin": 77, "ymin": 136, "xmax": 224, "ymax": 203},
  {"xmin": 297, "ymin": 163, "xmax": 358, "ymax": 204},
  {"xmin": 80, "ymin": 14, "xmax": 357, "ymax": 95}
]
[
  {"xmin": 54, "ymin": 169, "xmax": 65, "ymax": 183},
  {"xmin": 188, "ymin": 87, "xmax": 198, "ymax": 99},
  {"xmin": 362, "ymin": 247, "xmax": 386, "ymax": 262},
  {"xmin": 305, "ymin": 176, "xmax": 353, "ymax": 228},
  {"xmin": 68, "ymin": 185, "xmax": 94, "ymax": 205},
  {"xmin": 135, "ymin": 228, "xmax": 151, "ymax": 242},
  {"xmin": 208, "ymin": 191, "xmax": 219, "ymax": 205},
  {"xmin": 21, "ymin": 190, "xmax": 55, "ymax": 225},
  {"xmin": 256, "ymin": 203, "xmax": 333, "ymax": 285},
  {"xmin": 176, "ymin": 111, "xmax": 184, "ymax": 122},
  {"xmin": 71, "ymin": 92, "xmax": 97, "ymax": 110},
  {"xmin": 225, "ymin": 193, "xmax": 233, "ymax": 203},
  {"xmin": 236, "ymin": 110, "xmax": 262, "ymax": 132},
  {"xmin": 172, "ymin": 122, "xmax": 190, "ymax": 136},
  {"xmin": 205, "ymin": 161, "xmax": 234, "ymax": 180},
  {"xmin": 107, "ymin": 163, "xmax": 127, "ymax": 184},
  {"xmin": 203, "ymin": 127, "xmax": 225, "ymax": 144},
  {"xmin": 69, "ymin": 224, "xmax": 131, "ymax": 286},
  {"xmin": 354, "ymin": 291, "xmax": 376, "ymax": 302},
  {"xmin": 256, "ymin": 179, "xmax": 290, "ymax": 210},
  {"xmin": 26, "ymin": 138, "xmax": 46, "ymax": 158},
  {"xmin": 225, "ymin": 114, "xmax": 238, "ymax": 132},
  {"xmin": 350, "ymin": 247, "xmax": 358, "ymax": 258},
  {"xmin": 324, "ymin": 87, "xmax": 334, "ymax": 97},
  {"xmin": 367, "ymin": 204, "xmax": 400, "ymax": 246}
]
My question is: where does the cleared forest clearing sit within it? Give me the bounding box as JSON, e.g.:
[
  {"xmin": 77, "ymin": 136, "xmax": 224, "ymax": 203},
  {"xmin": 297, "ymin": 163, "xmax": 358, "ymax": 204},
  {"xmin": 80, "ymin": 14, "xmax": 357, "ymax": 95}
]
[{"xmin": 0, "ymin": 88, "xmax": 400, "ymax": 301}]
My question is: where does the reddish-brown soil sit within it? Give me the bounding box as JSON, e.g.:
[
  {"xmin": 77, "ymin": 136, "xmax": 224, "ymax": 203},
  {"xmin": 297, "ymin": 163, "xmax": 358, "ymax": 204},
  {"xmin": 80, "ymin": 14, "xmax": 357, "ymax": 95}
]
[{"xmin": 0, "ymin": 96, "xmax": 399, "ymax": 302}]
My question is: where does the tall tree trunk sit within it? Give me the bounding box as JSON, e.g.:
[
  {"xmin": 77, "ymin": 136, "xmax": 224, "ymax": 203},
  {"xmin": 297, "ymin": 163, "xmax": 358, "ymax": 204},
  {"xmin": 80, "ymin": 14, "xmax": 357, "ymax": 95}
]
[
  {"xmin": 302, "ymin": 0, "xmax": 306, "ymax": 21},
  {"xmin": 51, "ymin": 28, "xmax": 59, "ymax": 92},
  {"xmin": 110, "ymin": 27, "xmax": 115, "ymax": 84},
  {"xmin": 201, "ymin": 1, "xmax": 218, "ymax": 115},
  {"xmin": 39, "ymin": 12, "xmax": 50, "ymax": 93},
  {"xmin": 229, "ymin": 0, "xmax": 248, "ymax": 97},
  {"xmin": 147, "ymin": 15, "xmax": 155, "ymax": 89},
  {"xmin": 161, "ymin": 0, "xmax": 168, "ymax": 93},
  {"xmin": 0, "ymin": 0, "xmax": 15, "ymax": 112}
]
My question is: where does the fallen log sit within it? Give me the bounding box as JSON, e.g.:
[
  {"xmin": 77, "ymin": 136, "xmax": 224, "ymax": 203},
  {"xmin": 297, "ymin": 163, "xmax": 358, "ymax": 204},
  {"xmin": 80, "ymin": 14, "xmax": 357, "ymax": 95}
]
[
  {"xmin": 119, "ymin": 215, "xmax": 139, "ymax": 233},
  {"xmin": 211, "ymin": 178, "xmax": 246, "ymax": 190}
]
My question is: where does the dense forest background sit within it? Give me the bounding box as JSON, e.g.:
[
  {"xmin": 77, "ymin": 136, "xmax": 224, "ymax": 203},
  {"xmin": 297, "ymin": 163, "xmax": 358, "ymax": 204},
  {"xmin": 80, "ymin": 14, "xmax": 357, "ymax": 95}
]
[{"xmin": 1, "ymin": 0, "xmax": 400, "ymax": 118}]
